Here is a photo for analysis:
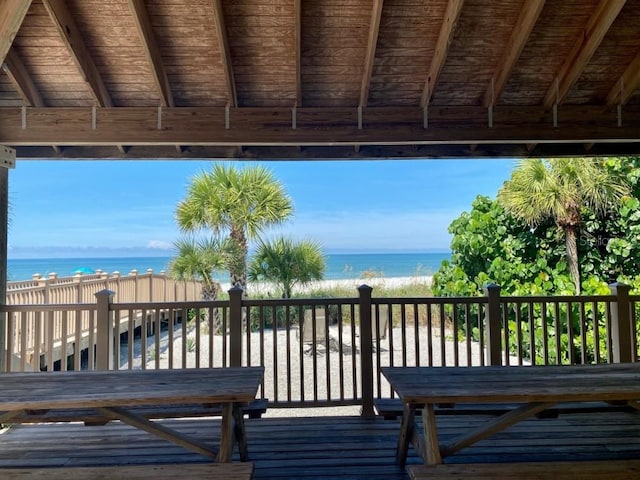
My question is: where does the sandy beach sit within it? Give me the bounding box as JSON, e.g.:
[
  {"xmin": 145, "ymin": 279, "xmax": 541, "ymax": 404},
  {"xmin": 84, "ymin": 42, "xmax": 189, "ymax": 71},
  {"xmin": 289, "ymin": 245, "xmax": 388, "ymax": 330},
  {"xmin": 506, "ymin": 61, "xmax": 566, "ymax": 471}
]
[{"xmin": 219, "ymin": 275, "xmax": 433, "ymax": 296}]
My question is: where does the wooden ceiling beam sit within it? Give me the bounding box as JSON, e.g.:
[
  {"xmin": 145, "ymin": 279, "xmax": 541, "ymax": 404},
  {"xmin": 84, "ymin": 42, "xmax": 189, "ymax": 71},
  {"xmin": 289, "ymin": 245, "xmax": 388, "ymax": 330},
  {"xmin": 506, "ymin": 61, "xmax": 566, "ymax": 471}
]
[
  {"xmin": 294, "ymin": 0, "xmax": 302, "ymax": 107},
  {"xmin": 0, "ymin": 0, "xmax": 31, "ymax": 65},
  {"xmin": 2, "ymin": 48, "xmax": 43, "ymax": 107},
  {"xmin": 42, "ymin": 0, "xmax": 113, "ymax": 108},
  {"xmin": 127, "ymin": 0, "xmax": 181, "ymax": 154},
  {"xmin": 127, "ymin": 0, "xmax": 173, "ymax": 108},
  {"xmin": 606, "ymin": 48, "xmax": 640, "ymax": 106},
  {"xmin": 483, "ymin": 0, "xmax": 545, "ymax": 107},
  {"xmin": 42, "ymin": 0, "xmax": 126, "ymax": 154},
  {"xmin": 2, "ymin": 106, "xmax": 639, "ymax": 146},
  {"xmin": 420, "ymin": 0, "xmax": 464, "ymax": 108},
  {"xmin": 2, "ymin": 47, "xmax": 60, "ymax": 154},
  {"xmin": 543, "ymin": 0, "xmax": 626, "ymax": 108},
  {"xmin": 359, "ymin": 0, "xmax": 383, "ymax": 108},
  {"xmin": 211, "ymin": 0, "xmax": 237, "ymax": 108}
]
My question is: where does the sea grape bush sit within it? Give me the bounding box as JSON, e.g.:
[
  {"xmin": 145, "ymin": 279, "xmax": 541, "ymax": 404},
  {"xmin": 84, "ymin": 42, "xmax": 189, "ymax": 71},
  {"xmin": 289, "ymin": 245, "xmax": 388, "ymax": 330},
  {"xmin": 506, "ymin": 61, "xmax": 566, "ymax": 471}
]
[{"xmin": 434, "ymin": 157, "xmax": 640, "ymax": 364}]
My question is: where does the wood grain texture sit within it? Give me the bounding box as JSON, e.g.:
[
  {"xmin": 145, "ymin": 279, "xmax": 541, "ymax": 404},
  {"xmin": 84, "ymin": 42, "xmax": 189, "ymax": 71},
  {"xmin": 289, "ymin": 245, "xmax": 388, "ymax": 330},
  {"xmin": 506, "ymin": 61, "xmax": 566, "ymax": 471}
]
[{"xmin": 0, "ymin": 463, "xmax": 254, "ymax": 480}]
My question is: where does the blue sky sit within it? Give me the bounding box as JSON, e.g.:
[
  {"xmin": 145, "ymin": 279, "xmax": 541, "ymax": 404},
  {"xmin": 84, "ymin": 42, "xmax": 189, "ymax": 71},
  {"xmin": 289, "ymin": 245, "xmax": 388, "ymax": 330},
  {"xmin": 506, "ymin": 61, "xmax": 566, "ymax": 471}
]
[{"xmin": 8, "ymin": 158, "xmax": 517, "ymax": 258}]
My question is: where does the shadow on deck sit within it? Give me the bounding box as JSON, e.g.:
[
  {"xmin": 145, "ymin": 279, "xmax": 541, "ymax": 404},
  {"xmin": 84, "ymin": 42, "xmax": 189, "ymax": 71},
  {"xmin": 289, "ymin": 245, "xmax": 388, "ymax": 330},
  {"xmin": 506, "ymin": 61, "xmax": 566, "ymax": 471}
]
[{"xmin": 1, "ymin": 410, "xmax": 640, "ymax": 479}]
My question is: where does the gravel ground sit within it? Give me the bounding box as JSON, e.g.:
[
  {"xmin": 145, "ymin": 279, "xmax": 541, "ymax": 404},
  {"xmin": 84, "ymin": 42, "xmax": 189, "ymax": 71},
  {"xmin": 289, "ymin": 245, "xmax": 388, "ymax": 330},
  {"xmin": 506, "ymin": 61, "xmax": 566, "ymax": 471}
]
[{"xmin": 124, "ymin": 321, "xmax": 515, "ymax": 417}]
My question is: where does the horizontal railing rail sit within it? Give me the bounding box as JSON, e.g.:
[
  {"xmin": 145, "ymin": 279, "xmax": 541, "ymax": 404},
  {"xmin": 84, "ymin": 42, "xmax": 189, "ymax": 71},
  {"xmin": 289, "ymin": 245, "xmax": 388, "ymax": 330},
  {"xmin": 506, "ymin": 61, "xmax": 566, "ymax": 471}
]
[
  {"xmin": 6, "ymin": 269, "xmax": 203, "ymax": 305},
  {"xmin": 2, "ymin": 282, "xmax": 638, "ymax": 415}
]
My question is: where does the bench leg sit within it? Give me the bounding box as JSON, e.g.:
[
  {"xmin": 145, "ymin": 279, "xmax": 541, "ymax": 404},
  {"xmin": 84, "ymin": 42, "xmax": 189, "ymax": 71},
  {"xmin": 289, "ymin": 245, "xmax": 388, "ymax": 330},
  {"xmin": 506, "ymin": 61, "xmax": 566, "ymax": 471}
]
[
  {"xmin": 395, "ymin": 403, "xmax": 416, "ymax": 467},
  {"xmin": 234, "ymin": 404, "xmax": 249, "ymax": 461},
  {"xmin": 422, "ymin": 404, "xmax": 442, "ymax": 465},
  {"xmin": 219, "ymin": 403, "xmax": 234, "ymax": 462}
]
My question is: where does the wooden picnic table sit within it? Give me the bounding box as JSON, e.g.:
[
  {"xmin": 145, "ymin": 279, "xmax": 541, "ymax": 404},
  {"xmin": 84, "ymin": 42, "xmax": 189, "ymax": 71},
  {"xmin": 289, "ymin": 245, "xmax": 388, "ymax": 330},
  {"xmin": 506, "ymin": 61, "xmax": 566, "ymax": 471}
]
[
  {"xmin": 382, "ymin": 363, "xmax": 640, "ymax": 467},
  {"xmin": 0, "ymin": 367, "xmax": 264, "ymax": 462}
]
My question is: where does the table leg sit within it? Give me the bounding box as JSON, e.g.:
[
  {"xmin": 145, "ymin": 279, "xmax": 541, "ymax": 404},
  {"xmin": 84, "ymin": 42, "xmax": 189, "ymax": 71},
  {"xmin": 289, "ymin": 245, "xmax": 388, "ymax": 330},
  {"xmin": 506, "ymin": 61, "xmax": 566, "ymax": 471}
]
[
  {"xmin": 395, "ymin": 403, "xmax": 416, "ymax": 467},
  {"xmin": 233, "ymin": 404, "xmax": 249, "ymax": 461},
  {"xmin": 218, "ymin": 403, "xmax": 234, "ymax": 462},
  {"xmin": 421, "ymin": 403, "xmax": 442, "ymax": 465}
]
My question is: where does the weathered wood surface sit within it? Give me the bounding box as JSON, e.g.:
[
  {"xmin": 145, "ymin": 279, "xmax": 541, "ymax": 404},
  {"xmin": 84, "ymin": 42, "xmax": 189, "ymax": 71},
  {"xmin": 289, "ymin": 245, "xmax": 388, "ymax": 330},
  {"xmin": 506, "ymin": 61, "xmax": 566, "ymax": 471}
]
[
  {"xmin": 408, "ymin": 460, "xmax": 640, "ymax": 479},
  {"xmin": 0, "ymin": 367, "xmax": 264, "ymax": 462},
  {"xmin": 1, "ymin": 398, "xmax": 268, "ymax": 424},
  {"xmin": 383, "ymin": 364, "xmax": 640, "ymax": 466},
  {"xmin": 381, "ymin": 363, "xmax": 640, "ymax": 404},
  {"xmin": 2, "ymin": 412, "xmax": 640, "ymax": 479},
  {"xmin": 374, "ymin": 398, "xmax": 635, "ymax": 420},
  {"xmin": 0, "ymin": 463, "xmax": 254, "ymax": 480},
  {"xmin": 0, "ymin": 367, "xmax": 264, "ymax": 410}
]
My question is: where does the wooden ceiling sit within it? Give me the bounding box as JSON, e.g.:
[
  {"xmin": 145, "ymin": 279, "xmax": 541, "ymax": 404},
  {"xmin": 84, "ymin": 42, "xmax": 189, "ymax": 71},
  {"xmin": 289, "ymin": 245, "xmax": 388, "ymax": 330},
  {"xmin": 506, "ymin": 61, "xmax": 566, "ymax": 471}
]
[{"xmin": 1, "ymin": 0, "xmax": 640, "ymax": 160}]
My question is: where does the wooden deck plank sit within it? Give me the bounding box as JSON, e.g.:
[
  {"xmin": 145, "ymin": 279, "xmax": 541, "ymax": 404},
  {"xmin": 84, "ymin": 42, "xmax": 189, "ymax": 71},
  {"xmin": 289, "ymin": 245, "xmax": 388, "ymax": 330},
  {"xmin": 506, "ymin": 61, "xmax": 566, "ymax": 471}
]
[
  {"xmin": 0, "ymin": 463, "xmax": 254, "ymax": 480},
  {"xmin": 409, "ymin": 460, "xmax": 640, "ymax": 479},
  {"xmin": 1, "ymin": 411, "xmax": 640, "ymax": 479}
]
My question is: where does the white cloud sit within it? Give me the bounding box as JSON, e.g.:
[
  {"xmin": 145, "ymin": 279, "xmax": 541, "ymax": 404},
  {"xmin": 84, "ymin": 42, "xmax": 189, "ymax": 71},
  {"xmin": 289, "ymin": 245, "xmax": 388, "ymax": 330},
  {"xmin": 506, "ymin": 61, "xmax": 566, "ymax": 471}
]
[{"xmin": 147, "ymin": 240, "xmax": 173, "ymax": 250}]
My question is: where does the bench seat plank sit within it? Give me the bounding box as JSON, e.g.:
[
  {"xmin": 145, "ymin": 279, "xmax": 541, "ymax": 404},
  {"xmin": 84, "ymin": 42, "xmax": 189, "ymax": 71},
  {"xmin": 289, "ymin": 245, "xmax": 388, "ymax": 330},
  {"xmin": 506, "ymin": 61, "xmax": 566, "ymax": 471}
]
[
  {"xmin": 0, "ymin": 399, "xmax": 268, "ymax": 425},
  {"xmin": 408, "ymin": 460, "xmax": 640, "ymax": 479},
  {"xmin": 374, "ymin": 398, "xmax": 634, "ymax": 420},
  {"xmin": 0, "ymin": 463, "xmax": 254, "ymax": 480}
]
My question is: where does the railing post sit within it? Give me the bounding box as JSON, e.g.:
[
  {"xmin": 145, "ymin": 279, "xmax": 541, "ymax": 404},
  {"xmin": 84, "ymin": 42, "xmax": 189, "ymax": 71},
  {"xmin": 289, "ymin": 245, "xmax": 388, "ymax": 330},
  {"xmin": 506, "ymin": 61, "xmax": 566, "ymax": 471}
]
[
  {"xmin": 483, "ymin": 283, "xmax": 502, "ymax": 366},
  {"xmin": 358, "ymin": 284, "xmax": 375, "ymax": 417},
  {"xmin": 95, "ymin": 289, "xmax": 115, "ymax": 371},
  {"xmin": 609, "ymin": 282, "xmax": 634, "ymax": 363},
  {"xmin": 229, "ymin": 285, "xmax": 243, "ymax": 367}
]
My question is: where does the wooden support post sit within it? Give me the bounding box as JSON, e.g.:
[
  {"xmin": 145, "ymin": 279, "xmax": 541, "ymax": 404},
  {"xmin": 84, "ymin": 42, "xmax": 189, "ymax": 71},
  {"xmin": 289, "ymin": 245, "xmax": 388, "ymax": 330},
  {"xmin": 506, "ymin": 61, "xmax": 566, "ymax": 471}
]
[
  {"xmin": 95, "ymin": 289, "xmax": 115, "ymax": 371},
  {"xmin": 359, "ymin": 284, "xmax": 375, "ymax": 417},
  {"xmin": 610, "ymin": 282, "xmax": 634, "ymax": 363},
  {"xmin": 483, "ymin": 283, "xmax": 502, "ymax": 366},
  {"xmin": 0, "ymin": 145, "xmax": 15, "ymax": 372},
  {"xmin": 229, "ymin": 285, "xmax": 243, "ymax": 367}
]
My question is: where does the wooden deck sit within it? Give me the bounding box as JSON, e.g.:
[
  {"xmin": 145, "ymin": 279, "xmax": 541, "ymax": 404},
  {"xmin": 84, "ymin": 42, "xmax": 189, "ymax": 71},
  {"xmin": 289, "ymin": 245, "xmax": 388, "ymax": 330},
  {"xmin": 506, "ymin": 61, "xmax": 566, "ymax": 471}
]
[{"xmin": 1, "ymin": 409, "xmax": 640, "ymax": 479}]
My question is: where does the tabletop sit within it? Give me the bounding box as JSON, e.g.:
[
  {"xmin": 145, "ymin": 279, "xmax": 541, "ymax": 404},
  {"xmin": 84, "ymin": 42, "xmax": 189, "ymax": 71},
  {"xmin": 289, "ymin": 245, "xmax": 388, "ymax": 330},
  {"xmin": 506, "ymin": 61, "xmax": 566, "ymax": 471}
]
[
  {"xmin": 0, "ymin": 367, "xmax": 265, "ymax": 411},
  {"xmin": 381, "ymin": 363, "xmax": 640, "ymax": 404}
]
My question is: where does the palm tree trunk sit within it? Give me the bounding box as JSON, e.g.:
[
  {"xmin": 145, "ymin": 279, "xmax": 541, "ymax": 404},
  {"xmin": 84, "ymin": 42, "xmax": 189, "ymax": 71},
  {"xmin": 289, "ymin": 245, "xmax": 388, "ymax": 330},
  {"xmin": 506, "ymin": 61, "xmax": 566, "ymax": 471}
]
[{"xmin": 565, "ymin": 226, "xmax": 581, "ymax": 294}]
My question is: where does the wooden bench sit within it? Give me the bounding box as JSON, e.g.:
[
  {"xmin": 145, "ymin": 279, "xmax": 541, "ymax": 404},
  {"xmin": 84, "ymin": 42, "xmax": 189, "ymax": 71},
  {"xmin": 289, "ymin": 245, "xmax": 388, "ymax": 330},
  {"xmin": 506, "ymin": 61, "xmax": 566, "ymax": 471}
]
[
  {"xmin": 0, "ymin": 462, "xmax": 254, "ymax": 479},
  {"xmin": 374, "ymin": 398, "xmax": 633, "ymax": 420},
  {"xmin": 2, "ymin": 398, "xmax": 269, "ymax": 426},
  {"xmin": 408, "ymin": 460, "xmax": 640, "ymax": 479}
]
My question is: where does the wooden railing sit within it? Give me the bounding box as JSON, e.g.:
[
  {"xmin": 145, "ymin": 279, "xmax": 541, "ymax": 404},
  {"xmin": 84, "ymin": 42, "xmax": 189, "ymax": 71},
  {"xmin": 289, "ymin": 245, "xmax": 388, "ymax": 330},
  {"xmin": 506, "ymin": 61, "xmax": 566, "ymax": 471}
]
[
  {"xmin": 6, "ymin": 269, "xmax": 202, "ymax": 305},
  {"xmin": 2, "ymin": 283, "xmax": 639, "ymax": 415}
]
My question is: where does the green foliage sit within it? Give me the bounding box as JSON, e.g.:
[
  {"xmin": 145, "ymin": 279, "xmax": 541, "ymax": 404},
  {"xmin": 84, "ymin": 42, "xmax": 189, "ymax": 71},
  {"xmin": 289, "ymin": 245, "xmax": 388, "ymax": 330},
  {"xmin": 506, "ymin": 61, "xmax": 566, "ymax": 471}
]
[
  {"xmin": 175, "ymin": 164, "xmax": 294, "ymax": 291},
  {"xmin": 433, "ymin": 156, "xmax": 640, "ymax": 364},
  {"xmin": 248, "ymin": 237, "xmax": 325, "ymax": 298},
  {"xmin": 168, "ymin": 236, "xmax": 228, "ymax": 300}
]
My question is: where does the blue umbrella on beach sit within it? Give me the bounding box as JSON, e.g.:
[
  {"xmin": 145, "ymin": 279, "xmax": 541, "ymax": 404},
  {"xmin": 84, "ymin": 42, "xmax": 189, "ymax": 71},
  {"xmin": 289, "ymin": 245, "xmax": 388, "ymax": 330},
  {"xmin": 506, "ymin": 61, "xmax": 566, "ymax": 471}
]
[{"xmin": 72, "ymin": 266, "xmax": 95, "ymax": 275}]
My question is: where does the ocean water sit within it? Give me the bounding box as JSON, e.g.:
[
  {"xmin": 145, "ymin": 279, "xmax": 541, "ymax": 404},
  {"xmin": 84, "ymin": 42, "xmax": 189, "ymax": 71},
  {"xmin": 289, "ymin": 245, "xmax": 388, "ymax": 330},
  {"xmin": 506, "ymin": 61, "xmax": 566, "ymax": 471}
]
[{"xmin": 6, "ymin": 252, "xmax": 451, "ymax": 282}]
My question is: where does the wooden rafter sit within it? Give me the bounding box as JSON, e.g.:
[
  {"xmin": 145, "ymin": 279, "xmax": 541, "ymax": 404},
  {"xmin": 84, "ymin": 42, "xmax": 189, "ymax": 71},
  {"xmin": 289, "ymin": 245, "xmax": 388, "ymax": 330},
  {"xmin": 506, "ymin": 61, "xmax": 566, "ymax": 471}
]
[
  {"xmin": 294, "ymin": 0, "xmax": 302, "ymax": 107},
  {"xmin": 420, "ymin": 0, "xmax": 464, "ymax": 108},
  {"xmin": 42, "ymin": 0, "xmax": 125, "ymax": 153},
  {"xmin": 0, "ymin": 0, "xmax": 31, "ymax": 65},
  {"xmin": 2, "ymin": 48, "xmax": 43, "ymax": 107},
  {"xmin": 127, "ymin": 0, "xmax": 173, "ymax": 107},
  {"xmin": 606, "ymin": 48, "xmax": 640, "ymax": 106},
  {"xmin": 3, "ymin": 48, "xmax": 61, "ymax": 154},
  {"xmin": 542, "ymin": 0, "xmax": 626, "ymax": 108},
  {"xmin": 127, "ymin": 0, "xmax": 182, "ymax": 153},
  {"xmin": 42, "ymin": 0, "xmax": 112, "ymax": 108},
  {"xmin": 211, "ymin": 0, "xmax": 237, "ymax": 108},
  {"xmin": 359, "ymin": 0, "xmax": 383, "ymax": 108},
  {"xmin": 483, "ymin": 1, "xmax": 545, "ymax": 107}
]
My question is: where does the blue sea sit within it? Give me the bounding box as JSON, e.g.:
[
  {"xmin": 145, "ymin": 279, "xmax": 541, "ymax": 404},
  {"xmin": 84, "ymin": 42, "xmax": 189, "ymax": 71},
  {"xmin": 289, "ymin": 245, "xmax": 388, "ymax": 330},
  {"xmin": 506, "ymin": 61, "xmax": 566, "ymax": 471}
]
[{"xmin": 6, "ymin": 252, "xmax": 451, "ymax": 282}]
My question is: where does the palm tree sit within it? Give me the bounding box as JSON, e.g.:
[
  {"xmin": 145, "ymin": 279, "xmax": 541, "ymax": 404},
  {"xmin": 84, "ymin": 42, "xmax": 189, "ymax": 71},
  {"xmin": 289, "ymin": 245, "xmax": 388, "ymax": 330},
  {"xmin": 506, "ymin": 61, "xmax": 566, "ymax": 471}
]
[
  {"xmin": 175, "ymin": 164, "xmax": 293, "ymax": 295},
  {"xmin": 248, "ymin": 237, "xmax": 325, "ymax": 298},
  {"xmin": 168, "ymin": 237, "xmax": 229, "ymax": 333},
  {"xmin": 168, "ymin": 237, "xmax": 227, "ymax": 301},
  {"xmin": 498, "ymin": 158, "xmax": 629, "ymax": 293}
]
